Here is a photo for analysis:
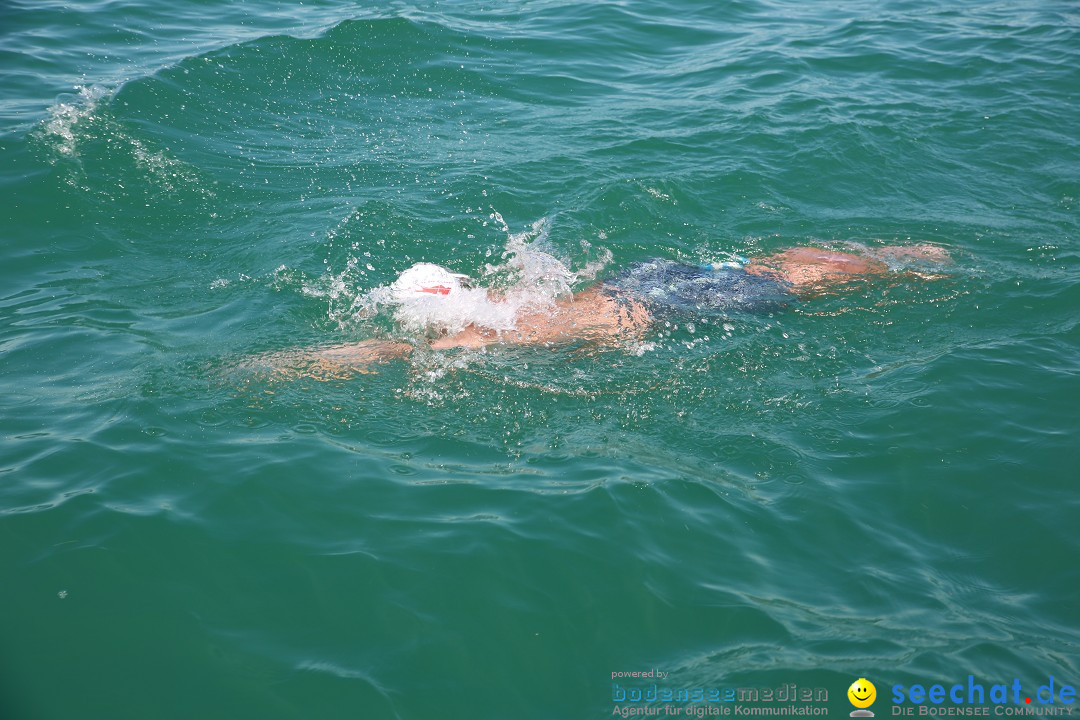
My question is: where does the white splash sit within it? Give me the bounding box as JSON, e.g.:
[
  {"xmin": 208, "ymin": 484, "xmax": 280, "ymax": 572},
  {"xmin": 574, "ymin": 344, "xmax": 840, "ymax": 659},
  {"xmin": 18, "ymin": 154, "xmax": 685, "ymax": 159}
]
[
  {"xmin": 316, "ymin": 214, "xmax": 612, "ymax": 337},
  {"xmin": 43, "ymin": 85, "xmax": 110, "ymax": 157},
  {"xmin": 39, "ymin": 83, "xmax": 213, "ymax": 197}
]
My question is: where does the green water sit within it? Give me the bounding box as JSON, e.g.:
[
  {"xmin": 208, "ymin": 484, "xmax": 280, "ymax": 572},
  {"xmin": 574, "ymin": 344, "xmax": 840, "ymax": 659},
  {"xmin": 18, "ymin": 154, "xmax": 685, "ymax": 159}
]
[{"xmin": 2, "ymin": 1, "xmax": 1078, "ymax": 718}]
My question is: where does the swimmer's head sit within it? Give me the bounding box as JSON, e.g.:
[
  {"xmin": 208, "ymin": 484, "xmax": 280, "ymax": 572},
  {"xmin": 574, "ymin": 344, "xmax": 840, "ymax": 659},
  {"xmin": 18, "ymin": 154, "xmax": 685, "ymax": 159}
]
[
  {"xmin": 388, "ymin": 262, "xmax": 511, "ymax": 336},
  {"xmin": 389, "ymin": 263, "xmax": 471, "ymax": 303}
]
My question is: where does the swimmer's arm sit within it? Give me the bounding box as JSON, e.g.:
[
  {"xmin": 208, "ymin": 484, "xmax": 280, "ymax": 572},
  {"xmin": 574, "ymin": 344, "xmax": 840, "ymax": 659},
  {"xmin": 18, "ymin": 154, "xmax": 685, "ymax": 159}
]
[
  {"xmin": 310, "ymin": 340, "xmax": 414, "ymax": 364},
  {"xmin": 431, "ymin": 288, "xmax": 652, "ymax": 349},
  {"xmin": 260, "ymin": 288, "xmax": 648, "ymax": 377},
  {"xmin": 259, "ymin": 331, "xmax": 491, "ymax": 381},
  {"xmin": 256, "ymin": 340, "xmax": 413, "ymax": 380}
]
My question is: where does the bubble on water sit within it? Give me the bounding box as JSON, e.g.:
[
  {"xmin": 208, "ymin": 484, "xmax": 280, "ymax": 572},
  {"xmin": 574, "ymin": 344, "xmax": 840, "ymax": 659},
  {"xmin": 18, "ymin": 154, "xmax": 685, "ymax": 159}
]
[
  {"xmin": 128, "ymin": 137, "xmax": 208, "ymax": 194},
  {"xmin": 628, "ymin": 340, "xmax": 657, "ymax": 356}
]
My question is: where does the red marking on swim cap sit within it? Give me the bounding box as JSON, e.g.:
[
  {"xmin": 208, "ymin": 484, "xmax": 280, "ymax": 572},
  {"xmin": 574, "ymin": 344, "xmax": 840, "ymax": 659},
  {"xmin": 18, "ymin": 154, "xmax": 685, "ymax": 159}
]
[{"xmin": 419, "ymin": 285, "xmax": 452, "ymax": 295}]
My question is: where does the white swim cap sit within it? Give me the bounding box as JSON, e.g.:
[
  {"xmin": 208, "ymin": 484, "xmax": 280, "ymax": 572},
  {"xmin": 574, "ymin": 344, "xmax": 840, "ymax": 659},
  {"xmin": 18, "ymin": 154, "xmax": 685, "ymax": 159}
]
[{"xmin": 389, "ymin": 263, "xmax": 470, "ymax": 303}]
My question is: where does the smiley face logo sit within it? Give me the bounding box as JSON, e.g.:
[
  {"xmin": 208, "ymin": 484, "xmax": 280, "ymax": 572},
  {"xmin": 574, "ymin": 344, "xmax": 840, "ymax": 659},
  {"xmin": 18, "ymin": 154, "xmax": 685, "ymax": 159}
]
[{"xmin": 848, "ymin": 678, "xmax": 876, "ymax": 717}]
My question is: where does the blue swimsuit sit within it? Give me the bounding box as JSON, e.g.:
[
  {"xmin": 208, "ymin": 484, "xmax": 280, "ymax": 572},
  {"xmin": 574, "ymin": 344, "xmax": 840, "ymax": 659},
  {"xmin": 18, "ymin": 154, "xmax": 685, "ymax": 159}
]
[{"xmin": 603, "ymin": 258, "xmax": 792, "ymax": 315}]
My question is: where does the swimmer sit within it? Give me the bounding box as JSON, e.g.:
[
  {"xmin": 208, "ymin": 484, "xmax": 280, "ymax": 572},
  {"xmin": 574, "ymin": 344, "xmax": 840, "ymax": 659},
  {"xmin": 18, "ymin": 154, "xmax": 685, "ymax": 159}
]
[{"xmin": 260, "ymin": 242, "xmax": 950, "ymax": 377}]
